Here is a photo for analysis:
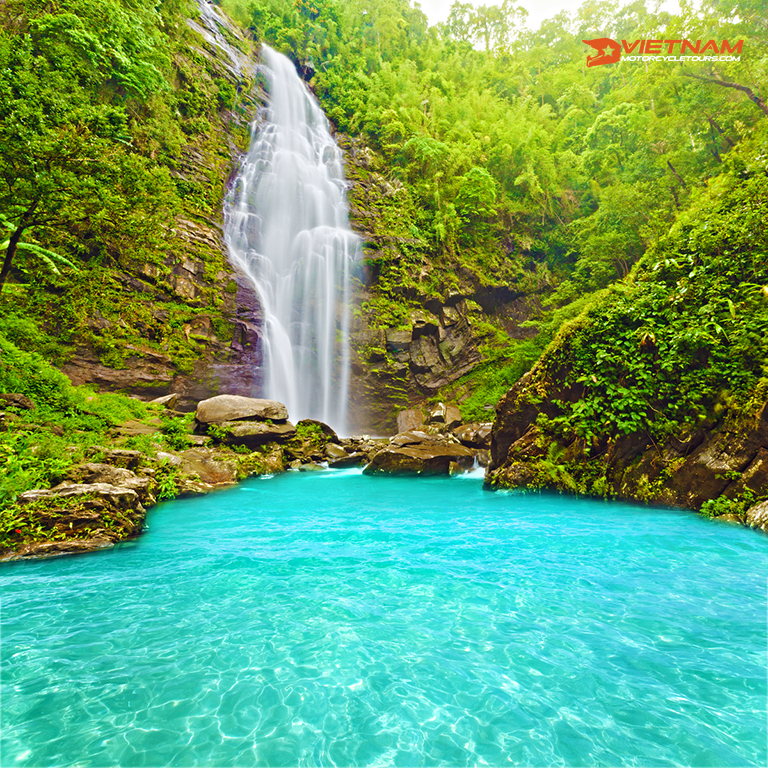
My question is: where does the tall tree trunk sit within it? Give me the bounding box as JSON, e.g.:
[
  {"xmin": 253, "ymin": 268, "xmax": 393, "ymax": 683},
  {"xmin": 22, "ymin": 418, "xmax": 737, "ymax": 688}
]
[
  {"xmin": 0, "ymin": 225, "xmax": 25, "ymax": 291},
  {"xmin": 0, "ymin": 202, "xmax": 38, "ymax": 292}
]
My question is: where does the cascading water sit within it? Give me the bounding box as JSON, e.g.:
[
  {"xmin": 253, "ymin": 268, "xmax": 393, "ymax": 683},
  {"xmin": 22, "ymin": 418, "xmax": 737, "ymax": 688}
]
[{"xmin": 225, "ymin": 45, "xmax": 359, "ymax": 434}]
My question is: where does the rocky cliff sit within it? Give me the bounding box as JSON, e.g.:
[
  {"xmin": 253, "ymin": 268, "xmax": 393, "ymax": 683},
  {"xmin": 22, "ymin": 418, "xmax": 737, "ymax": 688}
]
[
  {"xmin": 338, "ymin": 135, "xmax": 545, "ymax": 433},
  {"xmin": 487, "ymin": 365, "xmax": 768, "ymax": 530},
  {"xmin": 44, "ymin": 1, "xmax": 266, "ymax": 411}
]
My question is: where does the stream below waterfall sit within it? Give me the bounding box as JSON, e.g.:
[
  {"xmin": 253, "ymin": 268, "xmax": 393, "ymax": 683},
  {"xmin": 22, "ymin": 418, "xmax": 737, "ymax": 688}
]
[{"xmin": 2, "ymin": 471, "xmax": 767, "ymax": 767}]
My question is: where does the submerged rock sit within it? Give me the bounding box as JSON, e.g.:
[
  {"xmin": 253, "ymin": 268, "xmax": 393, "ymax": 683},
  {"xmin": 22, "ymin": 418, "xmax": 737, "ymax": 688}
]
[{"xmin": 196, "ymin": 394, "xmax": 289, "ymax": 424}]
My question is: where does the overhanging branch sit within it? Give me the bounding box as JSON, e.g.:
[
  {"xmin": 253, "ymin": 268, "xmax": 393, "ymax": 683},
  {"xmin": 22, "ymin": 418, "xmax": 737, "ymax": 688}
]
[{"xmin": 686, "ymin": 74, "xmax": 768, "ymax": 118}]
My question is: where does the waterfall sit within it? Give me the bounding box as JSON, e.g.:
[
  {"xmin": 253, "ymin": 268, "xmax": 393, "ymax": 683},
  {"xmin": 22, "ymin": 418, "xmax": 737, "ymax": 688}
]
[{"xmin": 225, "ymin": 45, "xmax": 359, "ymax": 435}]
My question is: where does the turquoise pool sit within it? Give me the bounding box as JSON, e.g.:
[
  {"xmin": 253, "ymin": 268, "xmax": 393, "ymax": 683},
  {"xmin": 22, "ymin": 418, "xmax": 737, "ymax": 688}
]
[{"xmin": 2, "ymin": 469, "xmax": 766, "ymax": 766}]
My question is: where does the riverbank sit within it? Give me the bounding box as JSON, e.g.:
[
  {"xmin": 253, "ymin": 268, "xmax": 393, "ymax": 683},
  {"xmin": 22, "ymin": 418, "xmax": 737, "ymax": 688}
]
[{"xmin": 0, "ymin": 386, "xmax": 495, "ymax": 561}]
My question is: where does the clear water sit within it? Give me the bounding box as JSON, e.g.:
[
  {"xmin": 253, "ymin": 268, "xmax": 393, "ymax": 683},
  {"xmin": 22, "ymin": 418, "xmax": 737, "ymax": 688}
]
[{"xmin": 2, "ymin": 471, "xmax": 766, "ymax": 767}]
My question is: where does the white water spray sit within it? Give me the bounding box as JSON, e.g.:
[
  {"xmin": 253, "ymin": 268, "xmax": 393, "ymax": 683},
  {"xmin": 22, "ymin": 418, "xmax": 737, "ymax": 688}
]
[{"xmin": 225, "ymin": 46, "xmax": 359, "ymax": 434}]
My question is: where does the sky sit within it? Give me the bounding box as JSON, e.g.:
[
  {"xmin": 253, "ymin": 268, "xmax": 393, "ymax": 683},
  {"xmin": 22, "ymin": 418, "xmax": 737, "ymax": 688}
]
[{"xmin": 416, "ymin": 0, "xmax": 684, "ymax": 32}]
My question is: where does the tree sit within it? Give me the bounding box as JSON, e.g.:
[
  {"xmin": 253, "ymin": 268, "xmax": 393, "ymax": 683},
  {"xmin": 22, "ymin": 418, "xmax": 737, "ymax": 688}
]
[{"xmin": 0, "ymin": 17, "xmax": 177, "ymax": 292}]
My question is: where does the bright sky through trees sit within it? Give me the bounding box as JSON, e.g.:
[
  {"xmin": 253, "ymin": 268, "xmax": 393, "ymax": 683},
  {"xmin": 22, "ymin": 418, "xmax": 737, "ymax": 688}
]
[{"xmin": 418, "ymin": 0, "xmax": 684, "ymax": 31}]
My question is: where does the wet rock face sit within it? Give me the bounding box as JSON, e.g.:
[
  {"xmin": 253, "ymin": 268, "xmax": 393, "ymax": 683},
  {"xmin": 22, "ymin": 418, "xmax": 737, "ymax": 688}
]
[{"xmin": 54, "ymin": 5, "xmax": 266, "ymax": 412}]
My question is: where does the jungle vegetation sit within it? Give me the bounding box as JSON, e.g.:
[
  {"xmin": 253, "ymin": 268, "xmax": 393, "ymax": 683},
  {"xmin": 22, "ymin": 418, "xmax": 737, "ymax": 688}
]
[
  {"xmin": 0, "ymin": 0, "xmax": 766, "ymax": 471},
  {"xmin": 220, "ymin": 0, "xmax": 766, "ymax": 417}
]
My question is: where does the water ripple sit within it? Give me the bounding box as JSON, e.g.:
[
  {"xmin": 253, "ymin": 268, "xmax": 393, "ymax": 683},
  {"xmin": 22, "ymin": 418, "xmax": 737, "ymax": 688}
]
[{"xmin": 2, "ymin": 473, "xmax": 766, "ymax": 766}]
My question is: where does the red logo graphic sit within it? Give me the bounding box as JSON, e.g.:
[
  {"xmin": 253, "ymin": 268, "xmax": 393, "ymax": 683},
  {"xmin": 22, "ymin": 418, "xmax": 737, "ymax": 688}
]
[{"xmin": 583, "ymin": 38, "xmax": 622, "ymax": 67}]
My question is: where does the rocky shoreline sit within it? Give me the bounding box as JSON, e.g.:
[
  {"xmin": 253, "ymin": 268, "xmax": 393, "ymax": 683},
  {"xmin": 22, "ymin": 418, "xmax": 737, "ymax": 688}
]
[
  {"xmin": 6, "ymin": 383, "xmax": 766, "ymax": 564},
  {"xmin": 486, "ymin": 371, "xmax": 768, "ymax": 536},
  {"xmin": 1, "ymin": 394, "xmax": 492, "ymax": 562}
]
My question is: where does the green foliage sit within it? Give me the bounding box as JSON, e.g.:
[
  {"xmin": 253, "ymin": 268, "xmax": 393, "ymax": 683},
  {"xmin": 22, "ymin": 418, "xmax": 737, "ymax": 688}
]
[
  {"xmin": 155, "ymin": 461, "xmax": 180, "ymax": 501},
  {"xmin": 534, "ymin": 144, "xmax": 768, "ymax": 445},
  {"xmin": 701, "ymin": 490, "xmax": 757, "ymax": 520},
  {"xmin": 161, "ymin": 414, "xmax": 193, "ymax": 451},
  {"xmin": 455, "ymin": 291, "xmax": 599, "ymax": 421},
  {"xmin": 207, "ymin": 423, "xmax": 233, "ymax": 442},
  {"xmin": 294, "ymin": 421, "xmax": 328, "ymax": 445},
  {"xmin": 0, "ymin": 330, "xmax": 157, "ymax": 508}
]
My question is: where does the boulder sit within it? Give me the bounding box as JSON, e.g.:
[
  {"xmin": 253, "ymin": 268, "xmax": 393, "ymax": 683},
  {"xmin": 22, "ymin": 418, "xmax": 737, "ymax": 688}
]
[
  {"xmin": 0, "ymin": 393, "xmax": 35, "ymax": 410},
  {"xmin": 397, "ymin": 409, "xmax": 424, "ymax": 433},
  {"xmin": 218, "ymin": 420, "xmax": 296, "ymax": 447},
  {"xmin": 65, "ymin": 462, "xmax": 137, "ymax": 486},
  {"xmin": 325, "ymin": 443, "xmax": 349, "ymax": 460},
  {"xmin": 390, "ymin": 430, "xmax": 439, "ymax": 447},
  {"xmin": 297, "ymin": 419, "xmax": 339, "ymax": 443},
  {"xmin": 86, "ymin": 447, "xmax": 143, "ymax": 470},
  {"xmin": 178, "ymin": 448, "xmax": 239, "ymax": 486},
  {"xmin": 428, "ymin": 402, "xmax": 447, "ymax": 424},
  {"xmin": 364, "ymin": 442, "xmax": 475, "ymax": 476},
  {"xmin": 454, "ymin": 422, "xmax": 493, "ymax": 448},
  {"xmin": 150, "ymin": 393, "xmax": 179, "ymax": 410},
  {"xmin": 328, "ymin": 452, "xmax": 367, "ymax": 468},
  {"xmin": 445, "ymin": 404, "xmax": 463, "ymax": 429},
  {"xmin": 62, "ymin": 463, "xmax": 154, "ymax": 505},
  {"xmin": 196, "ymin": 394, "xmax": 288, "ymax": 424},
  {"xmin": 746, "ymin": 501, "xmax": 768, "ymax": 532}
]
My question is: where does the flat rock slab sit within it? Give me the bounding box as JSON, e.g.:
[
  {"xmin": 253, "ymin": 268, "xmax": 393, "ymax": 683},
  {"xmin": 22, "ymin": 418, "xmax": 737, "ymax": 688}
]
[
  {"xmin": 4, "ymin": 537, "xmax": 116, "ymax": 561},
  {"xmin": 196, "ymin": 395, "xmax": 288, "ymax": 424},
  {"xmin": 18, "ymin": 482, "xmax": 143, "ymax": 510},
  {"xmin": 114, "ymin": 419, "xmax": 162, "ymax": 437},
  {"xmin": 364, "ymin": 443, "xmax": 475, "ymax": 476}
]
